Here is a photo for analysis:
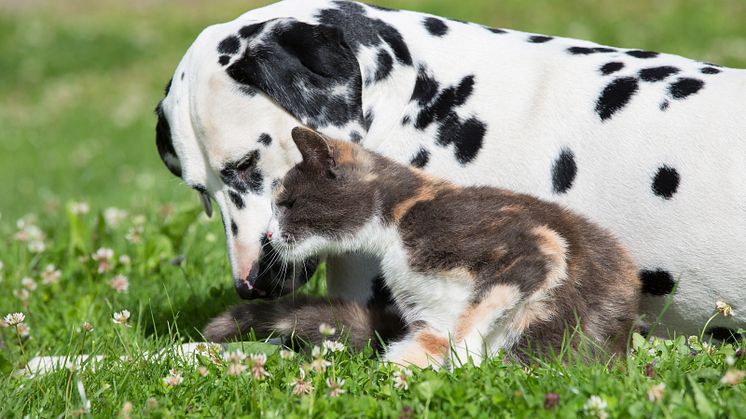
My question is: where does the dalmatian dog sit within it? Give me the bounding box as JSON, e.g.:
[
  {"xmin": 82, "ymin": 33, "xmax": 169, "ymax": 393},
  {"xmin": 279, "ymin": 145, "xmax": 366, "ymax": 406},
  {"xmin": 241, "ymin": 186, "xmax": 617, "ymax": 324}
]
[{"xmin": 155, "ymin": 0, "xmax": 746, "ymax": 342}]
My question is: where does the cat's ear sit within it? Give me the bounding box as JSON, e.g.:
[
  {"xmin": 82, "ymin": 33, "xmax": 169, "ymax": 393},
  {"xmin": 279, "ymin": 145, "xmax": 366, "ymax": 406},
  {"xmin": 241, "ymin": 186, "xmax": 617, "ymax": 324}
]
[{"xmin": 291, "ymin": 127, "xmax": 334, "ymax": 170}]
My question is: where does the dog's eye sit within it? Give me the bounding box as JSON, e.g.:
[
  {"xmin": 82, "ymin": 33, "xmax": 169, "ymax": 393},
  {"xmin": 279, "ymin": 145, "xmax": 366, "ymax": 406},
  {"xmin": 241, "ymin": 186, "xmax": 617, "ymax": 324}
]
[{"xmin": 236, "ymin": 151, "xmax": 259, "ymax": 173}]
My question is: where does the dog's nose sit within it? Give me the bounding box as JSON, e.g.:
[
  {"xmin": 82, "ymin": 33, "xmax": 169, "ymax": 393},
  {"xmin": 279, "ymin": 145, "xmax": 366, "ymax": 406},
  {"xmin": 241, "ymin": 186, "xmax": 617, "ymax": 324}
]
[{"xmin": 234, "ymin": 262, "xmax": 261, "ymax": 299}]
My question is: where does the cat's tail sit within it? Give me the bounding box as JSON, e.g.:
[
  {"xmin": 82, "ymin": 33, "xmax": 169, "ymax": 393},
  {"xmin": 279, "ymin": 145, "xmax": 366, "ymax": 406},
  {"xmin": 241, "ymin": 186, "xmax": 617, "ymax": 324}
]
[{"xmin": 202, "ymin": 296, "xmax": 406, "ymax": 351}]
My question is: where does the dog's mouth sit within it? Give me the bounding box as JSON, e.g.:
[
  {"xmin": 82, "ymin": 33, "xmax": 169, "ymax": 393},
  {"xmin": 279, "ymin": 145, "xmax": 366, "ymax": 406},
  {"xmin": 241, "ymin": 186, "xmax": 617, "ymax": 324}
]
[{"xmin": 233, "ymin": 241, "xmax": 318, "ymax": 300}]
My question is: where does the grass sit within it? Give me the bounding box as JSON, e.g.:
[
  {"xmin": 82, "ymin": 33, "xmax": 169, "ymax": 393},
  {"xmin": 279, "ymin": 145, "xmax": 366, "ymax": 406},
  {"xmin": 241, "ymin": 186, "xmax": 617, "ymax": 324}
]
[{"xmin": 0, "ymin": 0, "xmax": 745, "ymax": 417}]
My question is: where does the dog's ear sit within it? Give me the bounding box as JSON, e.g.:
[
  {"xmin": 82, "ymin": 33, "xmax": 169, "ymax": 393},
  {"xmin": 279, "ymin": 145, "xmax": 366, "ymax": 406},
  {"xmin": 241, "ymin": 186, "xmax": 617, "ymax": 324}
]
[
  {"xmin": 291, "ymin": 127, "xmax": 334, "ymax": 170},
  {"xmin": 227, "ymin": 19, "xmax": 364, "ymax": 132}
]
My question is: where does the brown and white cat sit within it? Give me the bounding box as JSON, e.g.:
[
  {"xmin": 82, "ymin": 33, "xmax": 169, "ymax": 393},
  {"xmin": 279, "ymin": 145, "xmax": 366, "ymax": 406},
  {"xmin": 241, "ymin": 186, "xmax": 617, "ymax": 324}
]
[{"xmin": 210, "ymin": 127, "xmax": 641, "ymax": 367}]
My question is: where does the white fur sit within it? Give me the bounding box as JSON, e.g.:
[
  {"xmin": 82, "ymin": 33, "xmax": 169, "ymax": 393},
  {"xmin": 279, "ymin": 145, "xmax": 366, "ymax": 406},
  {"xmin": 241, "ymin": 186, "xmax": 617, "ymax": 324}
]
[{"xmin": 162, "ymin": 0, "xmax": 746, "ymax": 336}]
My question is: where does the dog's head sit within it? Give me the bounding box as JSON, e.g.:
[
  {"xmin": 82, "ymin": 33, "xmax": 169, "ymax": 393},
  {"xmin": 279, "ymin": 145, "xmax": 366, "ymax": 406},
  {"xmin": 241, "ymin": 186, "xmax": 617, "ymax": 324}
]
[{"xmin": 154, "ymin": 16, "xmax": 367, "ymax": 298}]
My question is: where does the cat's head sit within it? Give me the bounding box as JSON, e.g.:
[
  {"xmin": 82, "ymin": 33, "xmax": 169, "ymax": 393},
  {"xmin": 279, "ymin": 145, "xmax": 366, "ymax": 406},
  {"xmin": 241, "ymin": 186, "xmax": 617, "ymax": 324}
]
[{"xmin": 268, "ymin": 127, "xmax": 379, "ymax": 260}]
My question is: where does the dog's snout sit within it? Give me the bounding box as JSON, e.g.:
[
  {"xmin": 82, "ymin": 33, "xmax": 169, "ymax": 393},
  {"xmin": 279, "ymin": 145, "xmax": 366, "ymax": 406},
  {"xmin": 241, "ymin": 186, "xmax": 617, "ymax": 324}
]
[{"xmin": 234, "ymin": 262, "xmax": 260, "ymax": 299}]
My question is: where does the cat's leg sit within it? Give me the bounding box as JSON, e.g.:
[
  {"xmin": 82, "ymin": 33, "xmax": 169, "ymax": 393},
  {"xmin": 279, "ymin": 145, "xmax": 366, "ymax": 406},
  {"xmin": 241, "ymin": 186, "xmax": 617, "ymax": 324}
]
[
  {"xmin": 450, "ymin": 284, "xmax": 522, "ymax": 366},
  {"xmin": 383, "ymin": 323, "xmax": 449, "ymax": 369}
]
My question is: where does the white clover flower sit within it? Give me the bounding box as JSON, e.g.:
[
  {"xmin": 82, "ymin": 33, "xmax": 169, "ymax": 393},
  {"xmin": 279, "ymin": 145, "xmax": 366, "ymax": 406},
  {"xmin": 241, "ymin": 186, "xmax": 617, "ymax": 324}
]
[
  {"xmin": 309, "ymin": 358, "xmax": 332, "ymax": 373},
  {"xmin": 4, "ymin": 312, "xmax": 25, "ymax": 326},
  {"xmin": 583, "ymin": 395, "xmax": 608, "ymax": 419},
  {"xmin": 16, "ymin": 322, "xmax": 30, "ymax": 337},
  {"xmin": 41, "ymin": 264, "xmax": 62, "ymax": 285},
  {"xmin": 326, "ymin": 377, "xmax": 346, "ymax": 397},
  {"xmin": 28, "ymin": 240, "xmax": 46, "ymax": 254},
  {"xmin": 323, "ymin": 340, "xmax": 345, "ymax": 353},
  {"xmin": 118, "ymin": 255, "xmax": 131, "ymax": 266},
  {"xmin": 112, "ymin": 310, "xmax": 131, "ymax": 326},
  {"xmin": 70, "ymin": 201, "xmax": 90, "ymax": 215},
  {"xmin": 726, "ymin": 355, "xmax": 736, "ymax": 366},
  {"xmin": 66, "ymin": 360, "xmax": 79, "ymax": 373},
  {"xmin": 291, "ymin": 368, "xmax": 313, "ymax": 396},
  {"xmin": 163, "ymin": 368, "xmax": 183, "ymax": 387},
  {"xmin": 319, "ymin": 323, "xmax": 336, "ymax": 337},
  {"xmin": 104, "ymin": 207, "xmax": 128, "ymax": 227},
  {"xmin": 125, "ymin": 226, "xmax": 143, "ymax": 244},
  {"xmin": 92, "ymin": 248, "xmax": 114, "ymax": 273},
  {"xmin": 198, "ymin": 366, "xmax": 209, "ymax": 377},
  {"xmin": 227, "ymin": 362, "xmax": 247, "ymax": 376},
  {"xmin": 716, "ymin": 301, "xmax": 734, "ymax": 317},
  {"xmin": 223, "ymin": 350, "xmax": 247, "ymax": 364},
  {"xmin": 82, "ymin": 322, "xmax": 94, "ymax": 333},
  {"xmin": 647, "ymin": 383, "xmax": 665, "ymax": 402},
  {"xmin": 13, "ymin": 288, "xmax": 30, "ymax": 302},
  {"xmin": 279, "ymin": 349, "xmax": 295, "ymax": 360},
  {"xmin": 311, "ymin": 345, "xmax": 327, "ymax": 359},
  {"xmin": 121, "ymin": 401, "xmax": 133, "ymax": 419},
  {"xmin": 721, "ymin": 369, "xmax": 745, "ymax": 386},
  {"xmin": 110, "ymin": 274, "xmax": 129, "ymax": 293},
  {"xmin": 392, "ymin": 368, "xmax": 413, "ymax": 391},
  {"xmin": 250, "ymin": 353, "xmax": 270, "ymax": 380},
  {"xmin": 21, "ymin": 277, "xmax": 37, "ymax": 291}
]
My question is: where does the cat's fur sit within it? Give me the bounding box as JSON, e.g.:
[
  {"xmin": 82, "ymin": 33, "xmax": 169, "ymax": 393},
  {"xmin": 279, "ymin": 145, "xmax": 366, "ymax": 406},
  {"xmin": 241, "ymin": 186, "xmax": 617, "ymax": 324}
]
[{"xmin": 207, "ymin": 127, "xmax": 641, "ymax": 367}]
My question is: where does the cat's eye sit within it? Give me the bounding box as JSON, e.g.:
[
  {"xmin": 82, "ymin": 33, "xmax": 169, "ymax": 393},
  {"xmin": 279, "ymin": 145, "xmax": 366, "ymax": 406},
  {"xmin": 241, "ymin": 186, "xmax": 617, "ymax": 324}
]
[{"xmin": 277, "ymin": 197, "xmax": 296, "ymax": 209}]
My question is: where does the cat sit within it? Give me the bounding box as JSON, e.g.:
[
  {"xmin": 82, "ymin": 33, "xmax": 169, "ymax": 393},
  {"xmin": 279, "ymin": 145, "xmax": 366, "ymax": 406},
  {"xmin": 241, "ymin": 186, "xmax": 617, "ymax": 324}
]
[{"xmin": 206, "ymin": 127, "xmax": 641, "ymax": 367}]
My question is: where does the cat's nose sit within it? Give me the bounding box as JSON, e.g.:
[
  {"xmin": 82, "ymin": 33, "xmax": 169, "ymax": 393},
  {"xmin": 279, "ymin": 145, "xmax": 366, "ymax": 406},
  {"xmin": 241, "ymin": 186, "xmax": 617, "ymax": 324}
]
[{"xmin": 265, "ymin": 231, "xmax": 273, "ymax": 240}]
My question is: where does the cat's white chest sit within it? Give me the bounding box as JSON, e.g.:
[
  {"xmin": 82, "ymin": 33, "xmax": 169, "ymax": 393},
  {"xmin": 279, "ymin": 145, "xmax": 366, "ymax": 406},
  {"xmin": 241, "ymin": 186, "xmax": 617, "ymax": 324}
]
[{"xmin": 378, "ymin": 236, "xmax": 472, "ymax": 332}]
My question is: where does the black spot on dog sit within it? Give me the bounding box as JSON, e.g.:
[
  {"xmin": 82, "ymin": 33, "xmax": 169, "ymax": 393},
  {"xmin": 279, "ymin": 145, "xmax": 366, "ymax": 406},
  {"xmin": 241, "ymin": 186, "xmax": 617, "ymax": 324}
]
[
  {"xmin": 436, "ymin": 116, "xmax": 486, "ymax": 165},
  {"xmin": 415, "ymin": 75, "xmax": 475, "ymax": 130},
  {"xmin": 424, "ymin": 17, "xmax": 449, "ymax": 37},
  {"xmin": 600, "ymin": 62, "xmax": 625, "ymax": 75},
  {"xmin": 706, "ymin": 327, "xmax": 742, "ymax": 343},
  {"xmin": 180, "ymin": 72, "xmax": 185, "ymax": 80},
  {"xmin": 155, "ymin": 102, "xmax": 181, "ymax": 177},
  {"xmin": 595, "ymin": 77, "xmax": 639, "ymax": 121},
  {"xmin": 218, "ymin": 55, "xmax": 230, "ymax": 66},
  {"xmin": 410, "ymin": 147, "xmax": 430, "ymax": 168},
  {"xmin": 221, "ymin": 150, "xmax": 264, "ymax": 195},
  {"xmin": 639, "ymin": 66, "xmax": 680, "ymax": 82},
  {"xmin": 318, "ymin": 1, "xmax": 412, "ymax": 66},
  {"xmin": 486, "ymin": 27, "xmax": 507, "ymax": 34},
  {"xmin": 551, "ymin": 148, "xmax": 577, "ymax": 194},
  {"xmin": 660, "ymin": 100, "xmax": 670, "ymax": 111},
  {"xmin": 350, "ymin": 131, "xmax": 362, "ymax": 143},
  {"xmin": 401, "ymin": 115, "xmax": 411, "ymax": 125},
  {"xmin": 364, "ymin": 109, "xmax": 374, "ymax": 131},
  {"xmin": 238, "ymin": 22, "xmax": 267, "ymax": 39},
  {"xmin": 164, "ymin": 78, "xmax": 173, "ymax": 96},
  {"xmin": 365, "ymin": 3, "xmax": 399, "ymax": 12},
  {"xmin": 652, "ymin": 165, "xmax": 679, "ymax": 199},
  {"xmin": 258, "ymin": 133, "xmax": 272, "ymax": 146},
  {"xmin": 227, "ymin": 20, "xmax": 364, "ymax": 130},
  {"xmin": 568, "ymin": 46, "xmax": 616, "ymax": 55},
  {"xmin": 669, "ymin": 78, "xmax": 704, "ymax": 99},
  {"xmin": 528, "ymin": 35, "xmax": 553, "ymax": 43},
  {"xmin": 218, "ymin": 36, "xmax": 241, "ymax": 55},
  {"xmin": 410, "ymin": 66, "xmax": 440, "ymax": 106},
  {"xmin": 373, "ymin": 49, "xmax": 394, "ymax": 83},
  {"xmin": 228, "ymin": 190, "xmax": 245, "ymax": 209},
  {"xmin": 700, "ymin": 66, "xmax": 721, "ymax": 74},
  {"xmin": 627, "ymin": 50, "xmax": 658, "ymax": 59},
  {"xmin": 231, "ymin": 220, "xmax": 239, "ymax": 237},
  {"xmin": 640, "ymin": 269, "xmax": 676, "ymax": 295}
]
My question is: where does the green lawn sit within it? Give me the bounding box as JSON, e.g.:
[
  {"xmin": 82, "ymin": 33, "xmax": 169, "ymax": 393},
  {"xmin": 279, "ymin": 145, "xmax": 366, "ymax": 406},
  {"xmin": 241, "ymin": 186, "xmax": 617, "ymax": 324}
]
[{"xmin": 1, "ymin": 0, "xmax": 745, "ymax": 417}]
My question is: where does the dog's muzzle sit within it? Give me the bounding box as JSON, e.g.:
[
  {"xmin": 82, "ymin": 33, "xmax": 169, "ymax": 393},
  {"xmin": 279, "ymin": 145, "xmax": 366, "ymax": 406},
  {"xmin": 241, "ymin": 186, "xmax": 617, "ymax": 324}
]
[{"xmin": 233, "ymin": 242, "xmax": 319, "ymax": 300}]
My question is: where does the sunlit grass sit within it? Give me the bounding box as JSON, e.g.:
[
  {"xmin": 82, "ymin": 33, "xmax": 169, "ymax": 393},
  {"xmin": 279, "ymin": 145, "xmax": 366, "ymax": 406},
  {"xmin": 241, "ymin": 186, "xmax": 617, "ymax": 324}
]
[{"xmin": 1, "ymin": 0, "xmax": 745, "ymax": 416}]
